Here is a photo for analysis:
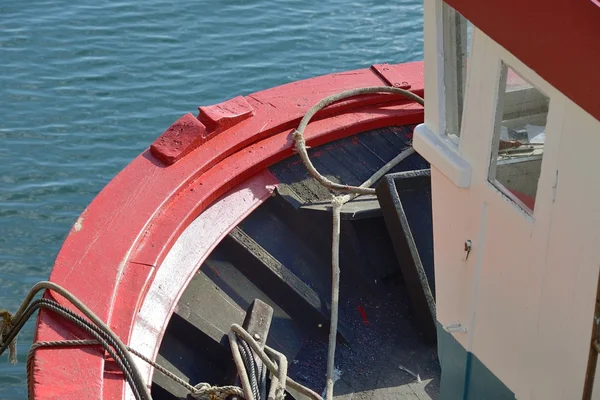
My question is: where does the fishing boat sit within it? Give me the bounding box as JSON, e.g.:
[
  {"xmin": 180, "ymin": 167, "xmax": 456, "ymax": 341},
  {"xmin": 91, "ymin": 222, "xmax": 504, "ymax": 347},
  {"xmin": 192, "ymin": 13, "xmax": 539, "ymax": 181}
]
[{"xmin": 2, "ymin": 0, "xmax": 600, "ymax": 399}]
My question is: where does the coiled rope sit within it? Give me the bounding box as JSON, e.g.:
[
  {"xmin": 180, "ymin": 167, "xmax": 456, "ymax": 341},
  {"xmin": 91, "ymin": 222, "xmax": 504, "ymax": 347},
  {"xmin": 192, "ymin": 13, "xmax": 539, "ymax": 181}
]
[
  {"xmin": 0, "ymin": 282, "xmax": 319, "ymax": 400},
  {"xmin": 229, "ymin": 324, "xmax": 323, "ymax": 400},
  {"xmin": 1, "ymin": 85, "xmax": 423, "ymax": 400}
]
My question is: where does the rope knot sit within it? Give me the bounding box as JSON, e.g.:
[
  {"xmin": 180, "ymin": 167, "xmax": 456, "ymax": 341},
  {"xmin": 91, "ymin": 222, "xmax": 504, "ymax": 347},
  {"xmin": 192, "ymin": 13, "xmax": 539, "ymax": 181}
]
[
  {"xmin": 292, "ymin": 129, "xmax": 310, "ymax": 153},
  {"xmin": 331, "ymin": 196, "xmax": 347, "ymax": 210},
  {"xmin": 191, "ymin": 382, "xmax": 245, "ymax": 400},
  {"xmin": 0, "ymin": 309, "xmax": 17, "ymax": 364},
  {"xmin": 291, "ymin": 129, "xmax": 302, "ymax": 140}
]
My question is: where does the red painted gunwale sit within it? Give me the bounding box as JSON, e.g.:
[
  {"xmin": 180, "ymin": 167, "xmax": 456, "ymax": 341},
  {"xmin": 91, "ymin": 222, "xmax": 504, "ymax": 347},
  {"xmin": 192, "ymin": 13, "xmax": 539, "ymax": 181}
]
[{"xmin": 31, "ymin": 61, "xmax": 424, "ymax": 400}]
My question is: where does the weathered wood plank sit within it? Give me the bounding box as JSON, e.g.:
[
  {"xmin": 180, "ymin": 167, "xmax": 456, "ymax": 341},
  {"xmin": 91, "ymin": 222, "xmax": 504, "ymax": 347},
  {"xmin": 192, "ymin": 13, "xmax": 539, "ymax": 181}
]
[
  {"xmin": 376, "ymin": 170, "xmax": 436, "ymax": 342},
  {"xmin": 224, "ymin": 227, "xmax": 353, "ymax": 343}
]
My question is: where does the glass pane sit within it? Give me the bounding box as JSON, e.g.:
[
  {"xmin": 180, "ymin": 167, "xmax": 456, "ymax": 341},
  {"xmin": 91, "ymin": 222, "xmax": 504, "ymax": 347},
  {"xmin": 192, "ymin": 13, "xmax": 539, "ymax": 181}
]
[
  {"xmin": 489, "ymin": 63, "xmax": 550, "ymax": 214},
  {"xmin": 442, "ymin": 4, "xmax": 472, "ymax": 139}
]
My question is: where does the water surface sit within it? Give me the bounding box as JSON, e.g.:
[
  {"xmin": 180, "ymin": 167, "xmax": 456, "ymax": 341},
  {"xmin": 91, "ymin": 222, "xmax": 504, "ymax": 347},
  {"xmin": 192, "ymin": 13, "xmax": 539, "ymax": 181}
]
[{"xmin": 0, "ymin": 0, "xmax": 423, "ymax": 396}]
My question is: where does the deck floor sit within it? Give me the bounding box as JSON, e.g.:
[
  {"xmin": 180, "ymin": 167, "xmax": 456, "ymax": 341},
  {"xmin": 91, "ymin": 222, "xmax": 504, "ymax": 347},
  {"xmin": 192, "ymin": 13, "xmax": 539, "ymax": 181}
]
[{"xmin": 152, "ymin": 125, "xmax": 439, "ymax": 399}]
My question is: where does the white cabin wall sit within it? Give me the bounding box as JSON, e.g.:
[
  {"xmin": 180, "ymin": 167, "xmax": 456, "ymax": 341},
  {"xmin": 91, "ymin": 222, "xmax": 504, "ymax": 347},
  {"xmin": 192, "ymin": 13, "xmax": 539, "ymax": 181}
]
[
  {"xmin": 459, "ymin": 31, "xmax": 554, "ymax": 396},
  {"xmin": 523, "ymin": 100, "xmax": 600, "ymax": 399},
  {"xmin": 416, "ymin": 3, "xmax": 600, "ymax": 397},
  {"xmin": 464, "ymin": 35, "xmax": 600, "ymax": 400},
  {"xmin": 511, "ymin": 91, "xmax": 566, "ymax": 398},
  {"xmin": 419, "ymin": 0, "xmax": 476, "ymax": 355},
  {"xmin": 446, "ymin": 29, "xmax": 544, "ymax": 393},
  {"xmin": 431, "ymin": 25, "xmax": 500, "ymax": 352},
  {"xmin": 430, "ymin": 166, "xmax": 476, "ymax": 351}
]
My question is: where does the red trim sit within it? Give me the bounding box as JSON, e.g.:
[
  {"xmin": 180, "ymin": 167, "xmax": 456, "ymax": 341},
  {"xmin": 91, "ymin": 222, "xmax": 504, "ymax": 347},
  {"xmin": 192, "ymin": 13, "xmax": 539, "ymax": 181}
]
[
  {"xmin": 31, "ymin": 61, "xmax": 424, "ymax": 400},
  {"xmin": 131, "ymin": 103, "xmax": 423, "ymax": 269},
  {"xmin": 446, "ymin": 0, "xmax": 600, "ymax": 122}
]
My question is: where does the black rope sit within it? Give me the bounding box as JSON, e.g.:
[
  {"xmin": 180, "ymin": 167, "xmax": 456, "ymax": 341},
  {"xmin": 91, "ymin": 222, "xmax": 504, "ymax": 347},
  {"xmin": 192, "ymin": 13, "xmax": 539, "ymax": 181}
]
[
  {"xmin": 0, "ymin": 298, "xmax": 145, "ymax": 400},
  {"xmin": 8, "ymin": 281, "xmax": 152, "ymax": 400},
  {"xmin": 238, "ymin": 338, "xmax": 261, "ymax": 399},
  {"xmin": 2, "ymin": 296, "xmax": 249, "ymax": 400},
  {"xmin": 259, "ymin": 358, "xmax": 268, "ymax": 399}
]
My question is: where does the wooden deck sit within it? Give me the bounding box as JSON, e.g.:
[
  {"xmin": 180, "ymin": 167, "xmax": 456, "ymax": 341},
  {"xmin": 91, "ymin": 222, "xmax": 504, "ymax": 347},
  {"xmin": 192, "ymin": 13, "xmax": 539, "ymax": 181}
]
[{"xmin": 151, "ymin": 125, "xmax": 439, "ymax": 400}]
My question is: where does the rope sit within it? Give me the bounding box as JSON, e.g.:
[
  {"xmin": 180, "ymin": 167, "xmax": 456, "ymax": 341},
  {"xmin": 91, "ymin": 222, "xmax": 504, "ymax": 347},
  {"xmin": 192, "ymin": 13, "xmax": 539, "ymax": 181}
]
[
  {"xmin": 264, "ymin": 346, "xmax": 288, "ymax": 400},
  {"xmin": 292, "ymin": 86, "xmax": 424, "ymax": 196},
  {"xmin": 291, "ymin": 86, "xmax": 423, "ymax": 399},
  {"xmin": 190, "ymin": 383, "xmax": 244, "ymax": 400},
  {"xmin": 28, "ymin": 339, "xmax": 245, "ymax": 400},
  {"xmin": 0, "ymin": 310, "xmax": 17, "ymax": 365},
  {"xmin": 259, "ymin": 357, "xmax": 268, "ymax": 400},
  {"xmin": 324, "ymin": 149, "xmax": 413, "ymax": 398},
  {"xmin": 228, "ymin": 328, "xmax": 255, "ymax": 400},
  {"xmin": 0, "ymin": 285, "xmax": 245, "ymax": 400},
  {"xmin": 238, "ymin": 336, "xmax": 261, "ymax": 399},
  {"xmin": 126, "ymin": 344, "xmax": 244, "ymax": 400},
  {"xmin": 11, "ymin": 298, "xmax": 145, "ymax": 400},
  {"xmin": 229, "ymin": 324, "xmax": 322, "ymax": 400},
  {"xmin": 324, "ymin": 197, "xmax": 343, "ymax": 399},
  {"xmin": 8, "ymin": 281, "xmax": 153, "ymax": 400}
]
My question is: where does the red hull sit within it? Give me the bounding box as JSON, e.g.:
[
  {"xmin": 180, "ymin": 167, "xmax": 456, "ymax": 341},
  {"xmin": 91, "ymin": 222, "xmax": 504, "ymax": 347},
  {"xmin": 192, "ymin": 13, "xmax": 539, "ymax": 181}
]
[{"xmin": 32, "ymin": 62, "xmax": 425, "ymax": 399}]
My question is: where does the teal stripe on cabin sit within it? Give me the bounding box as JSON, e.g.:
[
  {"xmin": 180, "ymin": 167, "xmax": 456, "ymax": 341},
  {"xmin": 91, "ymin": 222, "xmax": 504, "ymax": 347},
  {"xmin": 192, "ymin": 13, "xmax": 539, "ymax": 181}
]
[{"xmin": 437, "ymin": 323, "xmax": 515, "ymax": 399}]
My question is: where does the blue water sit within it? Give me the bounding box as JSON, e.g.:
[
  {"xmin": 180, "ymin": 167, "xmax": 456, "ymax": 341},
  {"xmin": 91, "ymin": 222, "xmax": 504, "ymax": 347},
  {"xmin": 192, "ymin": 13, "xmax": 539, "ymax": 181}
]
[{"xmin": 0, "ymin": 0, "xmax": 423, "ymax": 396}]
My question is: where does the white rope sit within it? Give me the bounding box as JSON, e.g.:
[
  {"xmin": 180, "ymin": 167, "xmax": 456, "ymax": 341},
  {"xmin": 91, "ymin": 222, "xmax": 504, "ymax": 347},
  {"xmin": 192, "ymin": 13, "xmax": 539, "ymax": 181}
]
[
  {"xmin": 228, "ymin": 328, "xmax": 256, "ymax": 400},
  {"xmin": 325, "ymin": 196, "xmax": 344, "ymax": 399},
  {"xmin": 291, "ymin": 86, "xmax": 423, "ymax": 399},
  {"xmin": 325, "ymin": 147, "xmax": 414, "ymax": 399},
  {"xmin": 265, "ymin": 346, "xmax": 288, "ymax": 400},
  {"xmin": 292, "ymin": 86, "xmax": 423, "ymax": 196}
]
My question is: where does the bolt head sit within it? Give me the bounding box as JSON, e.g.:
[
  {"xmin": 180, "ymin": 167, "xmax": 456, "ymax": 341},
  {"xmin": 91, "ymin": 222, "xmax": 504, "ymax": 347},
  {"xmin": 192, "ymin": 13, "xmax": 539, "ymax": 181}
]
[{"xmin": 393, "ymin": 82, "xmax": 412, "ymax": 89}]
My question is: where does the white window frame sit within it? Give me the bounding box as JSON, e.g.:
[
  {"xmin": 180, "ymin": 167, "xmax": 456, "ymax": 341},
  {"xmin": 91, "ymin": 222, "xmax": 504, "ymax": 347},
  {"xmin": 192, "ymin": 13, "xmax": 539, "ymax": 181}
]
[
  {"xmin": 442, "ymin": 3, "xmax": 469, "ymax": 141},
  {"xmin": 488, "ymin": 62, "xmax": 551, "ymax": 216},
  {"xmin": 413, "ymin": 0, "xmax": 472, "ymax": 188}
]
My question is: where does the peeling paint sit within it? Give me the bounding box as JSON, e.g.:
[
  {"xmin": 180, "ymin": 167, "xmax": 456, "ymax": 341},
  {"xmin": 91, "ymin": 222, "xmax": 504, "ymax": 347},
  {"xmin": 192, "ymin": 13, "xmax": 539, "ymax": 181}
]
[{"xmin": 73, "ymin": 212, "xmax": 86, "ymax": 232}]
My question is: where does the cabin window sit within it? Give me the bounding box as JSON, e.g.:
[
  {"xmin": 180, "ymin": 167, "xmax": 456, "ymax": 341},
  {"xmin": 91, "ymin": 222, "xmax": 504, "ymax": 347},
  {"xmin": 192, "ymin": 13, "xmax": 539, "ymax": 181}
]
[
  {"xmin": 442, "ymin": 3, "xmax": 472, "ymax": 140},
  {"xmin": 488, "ymin": 63, "xmax": 550, "ymax": 214}
]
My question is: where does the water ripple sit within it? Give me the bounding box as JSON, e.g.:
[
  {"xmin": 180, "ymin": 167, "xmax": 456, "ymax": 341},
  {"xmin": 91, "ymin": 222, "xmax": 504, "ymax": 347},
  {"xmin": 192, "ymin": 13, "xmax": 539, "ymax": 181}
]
[{"xmin": 0, "ymin": 0, "xmax": 423, "ymax": 395}]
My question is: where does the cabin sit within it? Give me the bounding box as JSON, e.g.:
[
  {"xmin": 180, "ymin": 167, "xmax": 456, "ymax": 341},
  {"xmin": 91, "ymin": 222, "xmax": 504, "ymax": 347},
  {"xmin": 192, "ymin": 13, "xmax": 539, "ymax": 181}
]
[{"xmin": 413, "ymin": 0, "xmax": 600, "ymax": 398}]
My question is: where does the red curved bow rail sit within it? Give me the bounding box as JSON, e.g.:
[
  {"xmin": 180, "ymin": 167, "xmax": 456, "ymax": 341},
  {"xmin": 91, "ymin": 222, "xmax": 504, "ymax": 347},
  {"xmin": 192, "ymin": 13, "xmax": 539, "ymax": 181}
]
[{"xmin": 31, "ymin": 61, "xmax": 424, "ymax": 400}]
